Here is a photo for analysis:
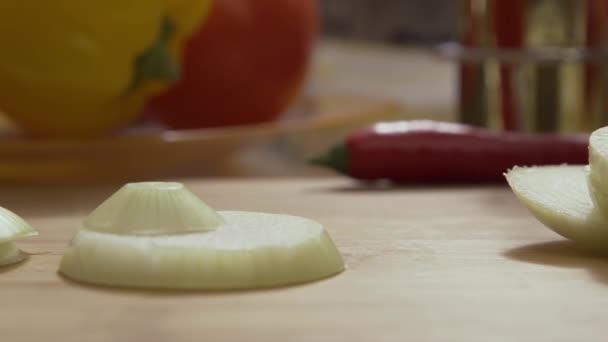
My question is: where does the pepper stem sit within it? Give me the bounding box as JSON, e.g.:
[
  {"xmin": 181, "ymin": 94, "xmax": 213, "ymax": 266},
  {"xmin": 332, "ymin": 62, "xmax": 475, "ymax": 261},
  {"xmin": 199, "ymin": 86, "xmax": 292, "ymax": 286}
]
[
  {"xmin": 309, "ymin": 142, "xmax": 350, "ymax": 174},
  {"xmin": 129, "ymin": 18, "xmax": 179, "ymax": 91}
]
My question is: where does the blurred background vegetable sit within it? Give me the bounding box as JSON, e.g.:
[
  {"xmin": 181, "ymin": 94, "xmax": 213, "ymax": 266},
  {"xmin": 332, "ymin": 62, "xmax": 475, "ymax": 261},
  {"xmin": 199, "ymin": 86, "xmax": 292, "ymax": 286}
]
[
  {"xmin": 150, "ymin": 0, "xmax": 320, "ymax": 128},
  {"xmin": 313, "ymin": 120, "xmax": 589, "ymax": 183},
  {"xmin": 0, "ymin": 0, "xmax": 210, "ymax": 138}
]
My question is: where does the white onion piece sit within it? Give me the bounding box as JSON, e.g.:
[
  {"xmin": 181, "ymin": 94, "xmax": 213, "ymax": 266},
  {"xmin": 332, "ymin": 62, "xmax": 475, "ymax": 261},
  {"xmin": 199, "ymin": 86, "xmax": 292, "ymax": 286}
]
[
  {"xmin": 84, "ymin": 182, "xmax": 224, "ymax": 235},
  {"xmin": 0, "ymin": 241, "xmax": 26, "ymax": 266},
  {"xmin": 0, "ymin": 206, "xmax": 36, "ymax": 266},
  {"xmin": 588, "ymin": 127, "xmax": 608, "ymax": 213},
  {"xmin": 506, "ymin": 165, "xmax": 608, "ymax": 248},
  {"xmin": 589, "ymin": 127, "xmax": 608, "ymax": 191},
  {"xmin": 60, "ymin": 211, "xmax": 345, "ymax": 289},
  {"xmin": 0, "ymin": 206, "xmax": 36, "ymax": 243}
]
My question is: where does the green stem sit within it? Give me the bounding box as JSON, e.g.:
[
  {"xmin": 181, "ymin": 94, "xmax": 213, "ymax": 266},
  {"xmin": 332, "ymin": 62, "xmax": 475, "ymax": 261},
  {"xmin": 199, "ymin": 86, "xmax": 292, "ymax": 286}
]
[
  {"xmin": 309, "ymin": 142, "xmax": 350, "ymax": 174},
  {"xmin": 129, "ymin": 18, "xmax": 179, "ymax": 91}
]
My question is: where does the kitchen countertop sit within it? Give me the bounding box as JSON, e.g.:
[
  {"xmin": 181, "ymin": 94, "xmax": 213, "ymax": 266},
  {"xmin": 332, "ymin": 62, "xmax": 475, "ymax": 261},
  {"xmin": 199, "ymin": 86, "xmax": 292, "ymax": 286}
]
[{"xmin": 1, "ymin": 178, "xmax": 607, "ymax": 342}]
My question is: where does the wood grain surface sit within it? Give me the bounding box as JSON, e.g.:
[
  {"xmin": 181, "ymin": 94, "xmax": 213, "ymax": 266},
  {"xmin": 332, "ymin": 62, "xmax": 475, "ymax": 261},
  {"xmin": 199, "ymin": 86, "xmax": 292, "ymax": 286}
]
[{"xmin": 0, "ymin": 178, "xmax": 606, "ymax": 342}]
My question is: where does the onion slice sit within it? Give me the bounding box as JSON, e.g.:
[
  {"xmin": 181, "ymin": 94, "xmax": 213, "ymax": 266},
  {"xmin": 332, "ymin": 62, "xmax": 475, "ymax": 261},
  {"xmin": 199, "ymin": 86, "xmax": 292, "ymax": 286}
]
[
  {"xmin": 0, "ymin": 206, "xmax": 36, "ymax": 243},
  {"xmin": 60, "ymin": 211, "xmax": 345, "ymax": 289},
  {"xmin": 506, "ymin": 165, "xmax": 608, "ymax": 248},
  {"xmin": 61, "ymin": 181, "xmax": 344, "ymax": 289},
  {"xmin": 0, "ymin": 206, "xmax": 36, "ymax": 266},
  {"xmin": 0, "ymin": 241, "xmax": 26, "ymax": 266},
  {"xmin": 589, "ymin": 127, "xmax": 608, "ymax": 213},
  {"xmin": 84, "ymin": 182, "xmax": 224, "ymax": 235}
]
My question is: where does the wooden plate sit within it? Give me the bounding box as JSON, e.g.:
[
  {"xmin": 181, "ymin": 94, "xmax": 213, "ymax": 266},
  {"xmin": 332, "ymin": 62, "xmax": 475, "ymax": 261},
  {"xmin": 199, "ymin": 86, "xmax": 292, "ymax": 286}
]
[{"xmin": 0, "ymin": 94, "xmax": 402, "ymax": 183}]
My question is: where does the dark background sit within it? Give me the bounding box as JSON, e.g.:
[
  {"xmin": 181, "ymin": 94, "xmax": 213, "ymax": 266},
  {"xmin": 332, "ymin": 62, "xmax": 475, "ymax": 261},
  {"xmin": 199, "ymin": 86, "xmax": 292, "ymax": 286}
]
[{"xmin": 320, "ymin": 0, "xmax": 460, "ymax": 44}]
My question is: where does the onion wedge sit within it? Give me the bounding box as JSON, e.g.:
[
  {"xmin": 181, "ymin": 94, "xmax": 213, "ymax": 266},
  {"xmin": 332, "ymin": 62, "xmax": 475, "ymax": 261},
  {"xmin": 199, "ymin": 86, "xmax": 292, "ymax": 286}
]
[
  {"xmin": 506, "ymin": 165, "xmax": 608, "ymax": 248},
  {"xmin": 0, "ymin": 206, "xmax": 36, "ymax": 266}
]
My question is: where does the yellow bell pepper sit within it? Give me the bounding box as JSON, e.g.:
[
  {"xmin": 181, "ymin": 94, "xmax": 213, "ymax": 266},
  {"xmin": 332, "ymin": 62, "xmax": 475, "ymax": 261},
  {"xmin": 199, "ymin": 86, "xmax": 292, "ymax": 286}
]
[{"xmin": 0, "ymin": 0, "xmax": 211, "ymax": 138}]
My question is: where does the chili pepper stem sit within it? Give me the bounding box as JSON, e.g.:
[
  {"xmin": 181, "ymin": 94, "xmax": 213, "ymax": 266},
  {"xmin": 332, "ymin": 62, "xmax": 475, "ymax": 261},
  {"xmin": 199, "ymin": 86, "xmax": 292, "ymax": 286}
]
[{"xmin": 309, "ymin": 143, "xmax": 349, "ymax": 174}]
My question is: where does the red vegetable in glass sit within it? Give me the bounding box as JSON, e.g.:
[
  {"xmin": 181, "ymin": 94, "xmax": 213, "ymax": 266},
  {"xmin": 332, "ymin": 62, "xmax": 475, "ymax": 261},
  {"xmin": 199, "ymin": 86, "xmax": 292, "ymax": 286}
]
[
  {"xmin": 494, "ymin": 0, "xmax": 525, "ymax": 131},
  {"xmin": 311, "ymin": 121, "xmax": 589, "ymax": 183}
]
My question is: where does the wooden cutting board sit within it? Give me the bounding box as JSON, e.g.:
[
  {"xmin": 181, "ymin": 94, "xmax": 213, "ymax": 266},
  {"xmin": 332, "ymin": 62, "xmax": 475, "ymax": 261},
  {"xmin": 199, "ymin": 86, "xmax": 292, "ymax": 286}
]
[{"xmin": 1, "ymin": 178, "xmax": 607, "ymax": 342}]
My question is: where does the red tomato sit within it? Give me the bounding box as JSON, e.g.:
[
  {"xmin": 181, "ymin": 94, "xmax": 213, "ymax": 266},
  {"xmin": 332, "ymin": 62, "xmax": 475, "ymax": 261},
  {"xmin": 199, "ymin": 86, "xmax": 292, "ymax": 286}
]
[{"xmin": 149, "ymin": 0, "xmax": 320, "ymax": 128}]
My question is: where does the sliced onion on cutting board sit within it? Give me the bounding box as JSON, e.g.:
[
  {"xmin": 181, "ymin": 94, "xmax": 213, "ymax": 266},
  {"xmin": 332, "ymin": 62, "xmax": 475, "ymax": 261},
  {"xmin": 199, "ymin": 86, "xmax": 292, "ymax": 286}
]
[
  {"xmin": 83, "ymin": 182, "xmax": 224, "ymax": 235},
  {"xmin": 0, "ymin": 206, "xmax": 36, "ymax": 266},
  {"xmin": 59, "ymin": 182, "xmax": 345, "ymax": 289},
  {"xmin": 588, "ymin": 127, "xmax": 608, "ymax": 213},
  {"xmin": 0, "ymin": 241, "xmax": 26, "ymax": 266},
  {"xmin": 506, "ymin": 165, "xmax": 608, "ymax": 248}
]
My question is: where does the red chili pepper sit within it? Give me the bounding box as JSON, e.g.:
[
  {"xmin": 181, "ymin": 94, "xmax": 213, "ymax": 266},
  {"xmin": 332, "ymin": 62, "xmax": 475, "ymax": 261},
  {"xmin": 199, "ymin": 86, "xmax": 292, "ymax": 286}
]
[{"xmin": 311, "ymin": 121, "xmax": 589, "ymax": 183}]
